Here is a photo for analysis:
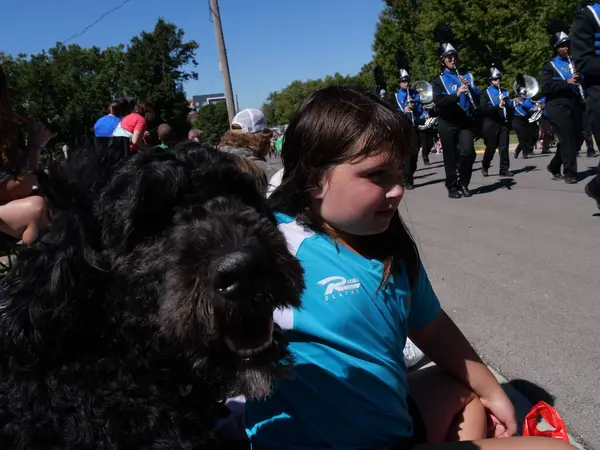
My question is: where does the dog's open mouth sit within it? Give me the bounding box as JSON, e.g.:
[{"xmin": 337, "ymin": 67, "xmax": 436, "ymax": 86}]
[{"xmin": 223, "ymin": 315, "xmax": 275, "ymax": 359}]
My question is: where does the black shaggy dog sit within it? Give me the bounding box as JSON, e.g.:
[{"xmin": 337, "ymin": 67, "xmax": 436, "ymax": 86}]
[{"xmin": 0, "ymin": 143, "xmax": 304, "ymax": 449}]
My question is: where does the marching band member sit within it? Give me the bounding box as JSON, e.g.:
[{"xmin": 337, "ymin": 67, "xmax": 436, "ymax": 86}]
[
  {"xmin": 512, "ymin": 76, "xmax": 538, "ymax": 159},
  {"xmin": 541, "ymin": 20, "xmax": 584, "ymax": 184},
  {"xmin": 536, "ymin": 97, "xmax": 554, "ymax": 154},
  {"xmin": 395, "ymin": 50, "xmax": 423, "ymax": 190},
  {"xmin": 572, "ymin": 0, "xmax": 600, "ymax": 208},
  {"xmin": 432, "ymin": 24, "xmax": 480, "ymax": 198},
  {"xmin": 581, "ymin": 109, "xmax": 597, "ymax": 157},
  {"xmin": 419, "ymin": 102, "xmax": 437, "ymax": 165},
  {"xmin": 480, "ymin": 58, "xmax": 512, "ymax": 177}
]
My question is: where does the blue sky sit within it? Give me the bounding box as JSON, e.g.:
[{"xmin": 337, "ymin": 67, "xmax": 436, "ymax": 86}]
[{"xmin": 0, "ymin": 0, "xmax": 384, "ymax": 110}]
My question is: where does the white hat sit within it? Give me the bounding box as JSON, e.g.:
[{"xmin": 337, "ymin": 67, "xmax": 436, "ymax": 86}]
[{"xmin": 231, "ymin": 108, "xmax": 267, "ymax": 133}]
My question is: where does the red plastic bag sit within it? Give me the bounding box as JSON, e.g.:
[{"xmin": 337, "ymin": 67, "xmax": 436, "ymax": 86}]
[{"xmin": 522, "ymin": 401, "xmax": 570, "ymax": 442}]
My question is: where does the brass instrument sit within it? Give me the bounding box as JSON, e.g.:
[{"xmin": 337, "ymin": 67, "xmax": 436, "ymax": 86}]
[
  {"xmin": 411, "ymin": 80, "xmax": 434, "ymax": 103},
  {"xmin": 528, "ymin": 102, "xmax": 544, "ymax": 123},
  {"xmin": 567, "ymin": 56, "xmax": 586, "ymax": 101},
  {"xmin": 512, "ymin": 75, "xmax": 542, "ymax": 123},
  {"xmin": 512, "ymin": 75, "xmax": 539, "ymax": 98}
]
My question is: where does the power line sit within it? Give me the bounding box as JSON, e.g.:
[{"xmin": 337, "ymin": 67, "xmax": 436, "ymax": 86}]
[{"xmin": 63, "ymin": 0, "xmax": 133, "ymax": 44}]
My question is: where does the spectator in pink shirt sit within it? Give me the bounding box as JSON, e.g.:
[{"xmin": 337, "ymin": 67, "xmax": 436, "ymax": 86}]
[{"xmin": 113, "ymin": 100, "xmax": 154, "ymax": 151}]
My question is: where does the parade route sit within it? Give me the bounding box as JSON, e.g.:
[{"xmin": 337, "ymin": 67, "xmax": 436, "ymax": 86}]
[
  {"xmin": 268, "ymin": 152, "xmax": 600, "ymax": 448},
  {"xmin": 403, "ymin": 151, "xmax": 600, "ymax": 449}
]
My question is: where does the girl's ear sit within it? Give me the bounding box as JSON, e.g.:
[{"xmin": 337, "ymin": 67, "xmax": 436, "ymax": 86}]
[{"xmin": 310, "ymin": 171, "xmax": 329, "ymax": 200}]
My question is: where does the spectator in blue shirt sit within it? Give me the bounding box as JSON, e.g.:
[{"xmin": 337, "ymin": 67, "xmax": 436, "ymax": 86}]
[{"xmin": 93, "ymin": 99, "xmax": 128, "ymax": 137}]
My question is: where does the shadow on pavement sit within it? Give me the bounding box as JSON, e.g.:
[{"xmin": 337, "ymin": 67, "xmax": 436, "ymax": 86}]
[
  {"xmin": 520, "ymin": 154, "xmax": 552, "ymax": 159},
  {"xmin": 472, "ymin": 178, "xmax": 517, "ymax": 195},
  {"xmin": 510, "ymin": 379, "xmax": 555, "ymax": 406},
  {"xmin": 578, "ymin": 166, "xmax": 599, "ymax": 182},
  {"xmin": 416, "ymin": 163, "xmax": 445, "ymax": 171},
  {"xmin": 414, "ymin": 177, "xmax": 446, "ymax": 188},
  {"xmin": 512, "ymin": 165, "xmax": 539, "ymax": 175},
  {"xmin": 414, "ymin": 172, "xmax": 436, "ymax": 180}
]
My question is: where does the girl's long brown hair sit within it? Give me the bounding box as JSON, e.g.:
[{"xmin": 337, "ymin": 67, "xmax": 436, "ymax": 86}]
[{"xmin": 270, "ymin": 86, "xmax": 421, "ymax": 289}]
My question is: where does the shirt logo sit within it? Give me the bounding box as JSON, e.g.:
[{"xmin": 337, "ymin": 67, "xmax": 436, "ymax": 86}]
[
  {"xmin": 317, "ymin": 276, "xmax": 361, "ymax": 301},
  {"xmin": 451, "ymin": 84, "xmax": 457, "ymax": 92}
]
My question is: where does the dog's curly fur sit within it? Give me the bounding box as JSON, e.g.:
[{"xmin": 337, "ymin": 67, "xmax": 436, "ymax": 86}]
[{"xmin": 0, "ymin": 143, "xmax": 304, "ymax": 449}]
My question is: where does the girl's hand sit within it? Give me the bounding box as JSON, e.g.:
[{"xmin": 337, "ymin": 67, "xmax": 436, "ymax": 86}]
[{"xmin": 480, "ymin": 392, "xmax": 517, "ymax": 438}]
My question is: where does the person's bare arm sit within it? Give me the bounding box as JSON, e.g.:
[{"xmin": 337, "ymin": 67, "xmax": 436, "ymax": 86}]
[
  {"xmin": 0, "ymin": 173, "xmax": 37, "ymax": 202},
  {"xmin": 410, "ymin": 310, "xmax": 517, "ymax": 436}
]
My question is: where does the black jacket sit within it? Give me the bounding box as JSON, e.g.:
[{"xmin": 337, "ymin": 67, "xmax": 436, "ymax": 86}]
[
  {"xmin": 432, "ymin": 76, "xmax": 473, "ymax": 125},
  {"xmin": 572, "ymin": 4, "xmax": 600, "ymax": 87},
  {"xmin": 479, "ymin": 87, "xmax": 510, "ymax": 124},
  {"xmin": 540, "ymin": 61, "xmax": 581, "ymax": 109}
]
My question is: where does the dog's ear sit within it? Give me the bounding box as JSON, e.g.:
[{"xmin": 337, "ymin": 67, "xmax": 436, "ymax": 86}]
[
  {"xmin": 99, "ymin": 145, "xmax": 273, "ymax": 254},
  {"xmin": 179, "ymin": 144, "xmax": 274, "ymax": 220},
  {"xmin": 98, "ymin": 148, "xmax": 187, "ymax": 253}
]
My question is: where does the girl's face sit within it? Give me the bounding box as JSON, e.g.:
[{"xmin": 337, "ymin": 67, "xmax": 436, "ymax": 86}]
[
  {"xmin": 557, "ymin": 44, "xmax": 570, "ymax": 58},
  {"xmin": 312, "ymin": 149, "xmax": 404, "ymax": 236},
  {"xmin": 443, "ymin": 54, "xmax": 457, "ymax": 70}
]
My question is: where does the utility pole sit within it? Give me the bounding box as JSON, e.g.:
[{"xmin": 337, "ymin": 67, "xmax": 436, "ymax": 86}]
[{"xmin": 210, "ymin": 0, "xmax": 236, "ymax": 124}]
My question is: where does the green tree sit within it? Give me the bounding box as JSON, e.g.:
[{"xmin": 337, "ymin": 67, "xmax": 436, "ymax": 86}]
[
  {"xmin": 1, "ymin": 17, "xmax": 197, "ymax": 152},
  {"xmin": 261, "ymin": 71, "xmax": 373, "ymax": 125},
  {"xmin": 193, "ymin": 102, "xmax": 229, "ymax": 145},
  {"xmin": 123, "ymin": 18, "xmax": 198, "ymax": 137},
  {"xmin": 373, "ymin": 0, "xmax": 584, "ymax": 95}
]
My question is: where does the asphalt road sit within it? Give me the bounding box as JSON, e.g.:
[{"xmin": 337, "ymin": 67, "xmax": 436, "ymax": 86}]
[{"xmin": 267, "ymin": 151, "xmax": 600, "ymax": 448}]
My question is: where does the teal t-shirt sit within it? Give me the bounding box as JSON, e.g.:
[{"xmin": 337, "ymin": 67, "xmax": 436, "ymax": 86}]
[{"xmin": 245, "ymin": 213, "xmax": 441, "ymax": 450}]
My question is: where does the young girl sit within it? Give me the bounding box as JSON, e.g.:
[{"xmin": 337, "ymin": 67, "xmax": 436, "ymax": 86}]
[{"xmin": 245, "ymin": 87, "xmax": 574, "ymax": 450}]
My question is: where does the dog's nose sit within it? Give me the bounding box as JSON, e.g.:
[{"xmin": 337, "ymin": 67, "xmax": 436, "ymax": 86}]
[{"xmin": 211, "ymin": 245, "xmax": 268, "ymax": 298}]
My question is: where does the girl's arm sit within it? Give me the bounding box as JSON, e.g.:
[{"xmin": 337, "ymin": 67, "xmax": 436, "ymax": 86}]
[
  {"xmin": 131, "ymin": 117, "xmax": 148, "ymax": 149},
  {"xmin": 410, "ymin": 309, "xmax": 517, "ymax": 436}
]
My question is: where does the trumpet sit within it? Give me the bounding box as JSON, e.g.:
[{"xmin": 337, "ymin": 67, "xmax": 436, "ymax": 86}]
[
  {"xmin": 567, "ymin": 56, "xmax": 585, "ymax": 102},
  {"xmin": 453, "ymin": 64, "xmax": 476, "ymax": 109}
]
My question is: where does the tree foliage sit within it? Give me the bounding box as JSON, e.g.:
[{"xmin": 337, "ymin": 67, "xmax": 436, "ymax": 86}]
[
  {"xmin": 373, "ymin": 0, "xmax": 584, "ymax": 94},
  {"xmin": 262, "ymin": 65, "xmax": 375, "ymax": 125},
  {"xmin": 263, "ymin": 0, "xmax": 585, "ymax": 124},
  {"xmin": 193, "ymin": 102, "xmax": 230, "ymax": 146},
  {"xmin": 1, "ymin": 18, "xmax": 197, "ymax": 144}
]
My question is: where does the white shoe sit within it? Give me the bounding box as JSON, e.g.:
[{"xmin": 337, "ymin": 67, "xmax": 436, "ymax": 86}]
[{"xmin": 403, "ymin": 338, "xmax": 425, "ymax": 368}]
